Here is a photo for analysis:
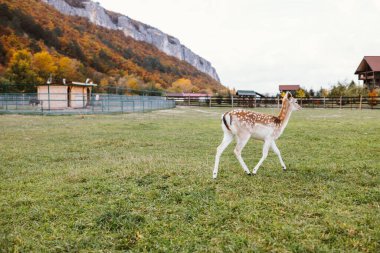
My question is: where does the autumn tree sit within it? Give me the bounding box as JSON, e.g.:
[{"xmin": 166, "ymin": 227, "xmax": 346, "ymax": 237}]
[
  {"xmin": 169, "ymin": 78, "xmax": 198, "ymax": 93},
  {"xmin": 32, "ymin": 51, "xmax": 57, "ymax": 84},
  {"xmin": 317, "ymin": 87, "xmax": 329, "ymax": 97},
  {"xmin": 6, "ymin": 49, "xmax": 37, "ymax": 88},
  {"xmin": 368, "ymin": 89, "xmax": 378, "ymax": 106},
  {"xmin": 295, "ymin": 88, "xmax": 306, "ymax": 98},
  {"xmin": 127, "ymin": 76, "xmax": 141, "ymax": 91},
  {"xmin": 56, "ymin": 56, "xmax": 84, "ymax": 82},
  {"xmin": 329, "ymin": 81, "xmax": 367, "ymax": 97}
]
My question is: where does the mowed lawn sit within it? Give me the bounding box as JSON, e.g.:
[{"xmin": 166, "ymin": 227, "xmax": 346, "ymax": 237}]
[{"xmin": 0, "ymin": 107, "xmax": 379, "ymax": 252}]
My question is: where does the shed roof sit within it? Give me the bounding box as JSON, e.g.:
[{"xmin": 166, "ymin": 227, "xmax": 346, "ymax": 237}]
[
  {"xmin": 279, "ymin": 85, "xmax": 300, "ymax": 91},
  {"xmin": 236, "ymin": 90, "xmax": 266, "ymax": 97},
  {"xmin": 38, "ymin": 82, "xmax": 97, "ymax": 87},
  {"xmin": 355, "ymin": 56, "xmax": 380, "ymax": 74},
  {"xmin": 166, "ymin": 93, "xmax": 210, "ymax": 97},
  {"xmin": 70, "ymin": 82, "xmax": 97, "ymax": 87},
  {"xmin": 236, "ymin": 90, "xmax": 256, "ymax": 96}
]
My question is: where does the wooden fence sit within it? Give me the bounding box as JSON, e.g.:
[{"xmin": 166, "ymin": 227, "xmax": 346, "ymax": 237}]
[{"xmin": 166, "ymin": 96, "xmax": 380, "ymax": 110}]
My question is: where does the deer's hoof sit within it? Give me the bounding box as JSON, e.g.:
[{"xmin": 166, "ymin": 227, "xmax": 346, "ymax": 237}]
[{"xmin": 246, "ymin": 172, "xmax": 252, "ymax": 176}]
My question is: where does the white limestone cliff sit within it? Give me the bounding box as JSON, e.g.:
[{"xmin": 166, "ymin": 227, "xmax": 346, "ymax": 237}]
[{"xmin": 42, "ymin": 0, "xmax": 220, "ymax": 82}]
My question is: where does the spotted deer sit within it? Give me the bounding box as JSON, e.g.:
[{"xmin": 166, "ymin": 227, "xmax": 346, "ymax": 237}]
[{"xmin": 213, "ymin": 92, "xmax": 301, "ymax": 179}]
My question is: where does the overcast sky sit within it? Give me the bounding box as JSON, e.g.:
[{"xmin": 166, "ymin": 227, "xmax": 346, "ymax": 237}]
[{"xmin": 97, "ymin": 0, "xmax": 380, "ymax": 94}]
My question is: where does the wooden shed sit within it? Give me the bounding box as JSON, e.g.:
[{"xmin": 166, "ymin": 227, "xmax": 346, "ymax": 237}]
[
  {"xmin": 37, "ymin": 82, "xmax": 97, "ymax": 110},
  {"xmin": 235, "ymin": 90, "xmax": 265, "ymax": 108}
]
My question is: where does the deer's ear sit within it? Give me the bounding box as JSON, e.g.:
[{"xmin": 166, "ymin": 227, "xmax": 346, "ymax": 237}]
[{"xmin": 286, "ymin": 92, "xmax": 292, "ymax": 99}]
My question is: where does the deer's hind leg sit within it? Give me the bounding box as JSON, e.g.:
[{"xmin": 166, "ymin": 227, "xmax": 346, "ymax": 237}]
[
  {"xmin": 213, "ymin": 130, "xmax": 234, "ymax": 179},
  {"xmin": 234, "ymin": 132, "xmax": 252, "ymax": 175}
]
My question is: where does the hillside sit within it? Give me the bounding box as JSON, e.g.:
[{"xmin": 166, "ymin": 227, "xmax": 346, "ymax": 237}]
[
  {"xmin": 43, "ymin": 0, "xmax": 220, "ymax": 82},
  {"xmin": 0, "ymin": 0, "xmax": 226, "ymax": 94}
]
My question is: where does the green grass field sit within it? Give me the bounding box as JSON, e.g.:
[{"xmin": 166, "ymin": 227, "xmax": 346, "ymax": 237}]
[{"xmin": 1, "ymin": 107, "xmax": 379, "ymax": 252}]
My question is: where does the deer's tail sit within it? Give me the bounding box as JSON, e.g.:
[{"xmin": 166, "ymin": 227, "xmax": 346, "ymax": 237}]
[{"xmin": 222, "ymin": 112, "xmax": 232, "ymax": 131}]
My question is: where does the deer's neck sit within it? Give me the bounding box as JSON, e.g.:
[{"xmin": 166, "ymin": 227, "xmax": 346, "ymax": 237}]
[
  {"xmin": 278, "ymin": 101, "xmax": 289, "ymax": 121},
  {"xmin": 275, "ymin": 101, "xmax": 292, "ymax": 137}
]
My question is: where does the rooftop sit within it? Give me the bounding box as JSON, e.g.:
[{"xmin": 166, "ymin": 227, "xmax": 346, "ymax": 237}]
[
  {"xmin": 279, "ymin": 85, "xmax": 300, "ymax": 91},
  {"xmin": 355, "ymin": 56, "xmax": 380, "ymax": 74},
  {"xmin": 236, "ymin": 90, "xmax": 265, "ymax": 97}
]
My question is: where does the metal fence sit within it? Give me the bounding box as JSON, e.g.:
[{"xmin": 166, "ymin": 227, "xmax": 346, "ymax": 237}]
[
  {"xmin": 0, "ymin": 93, "xmax": 176, "ymax": 115},
  {"xmin": 166, "ymin": 95, "xmax": 380, "ymax": 110}
]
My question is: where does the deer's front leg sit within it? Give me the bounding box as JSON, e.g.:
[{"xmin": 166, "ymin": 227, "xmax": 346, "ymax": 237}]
[
  {"xmin": 271, "ymin": 141, "xmax": 286, "ymax": 171},
  {"xmin": 252, "ymin": 140, "xmax": 271, "ymax": 174}
]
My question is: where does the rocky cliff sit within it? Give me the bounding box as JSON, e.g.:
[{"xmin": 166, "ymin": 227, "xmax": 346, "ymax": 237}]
[{"xmin": 41, "ymin": 0, "xmax": 220, "ymax": 82}]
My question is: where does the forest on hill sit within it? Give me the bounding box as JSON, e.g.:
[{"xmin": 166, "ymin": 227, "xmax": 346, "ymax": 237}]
[{"xmin": 0, "ymin": 0, "xmax": 226, "ymax": 94}]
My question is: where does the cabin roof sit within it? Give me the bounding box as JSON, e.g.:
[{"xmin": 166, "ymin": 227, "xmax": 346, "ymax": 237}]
[
  {"xmin": 279, "ymin": 85, "xmax": 300, "ymax": 91},
  {"xmin": 355, "ymin": 56, "xmax": 380, "ymax": 74}
]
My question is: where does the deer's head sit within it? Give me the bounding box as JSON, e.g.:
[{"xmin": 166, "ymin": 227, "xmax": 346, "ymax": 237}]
[{"xmin": 284, "ymin": 92, "xmax": 302, "ymax": 111}]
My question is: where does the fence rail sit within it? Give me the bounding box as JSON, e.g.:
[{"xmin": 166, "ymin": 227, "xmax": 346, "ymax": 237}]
[
  {"xmin": 0, "ymin": 93, "xmax": 175, "ymax": 115},
  {"xmin": 166, "ymin": 95, "xmax": 380, "ymax": 109}
]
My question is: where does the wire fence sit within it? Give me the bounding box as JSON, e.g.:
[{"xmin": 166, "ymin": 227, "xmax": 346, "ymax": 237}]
[
  {"xmin": 0, "ymin": 93, "xmax": 176, "ymax": 115},
  {"xmin": 166, "ymin": 95, "xmax": 380, "ymax": 110}
]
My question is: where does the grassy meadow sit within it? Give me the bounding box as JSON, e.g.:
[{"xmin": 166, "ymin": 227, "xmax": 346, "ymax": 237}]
[{"xmin": 0, "ymin": 107, "xmax": 379, "ymax": 252}]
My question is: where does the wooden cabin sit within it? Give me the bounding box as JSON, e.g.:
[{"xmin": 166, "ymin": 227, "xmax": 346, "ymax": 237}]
[
  {"xmin": 355, "ymin": 56, "xmax": 380, "ymax": 89},
  {"xmin": 37, "ymin": 81, "xmax": 97, "ymax": 110}
]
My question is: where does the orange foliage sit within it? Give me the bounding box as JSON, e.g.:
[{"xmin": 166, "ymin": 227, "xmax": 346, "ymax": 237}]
[{"xmin": 0, "ymin": 0, "xmax": 224, "ymax": 93}]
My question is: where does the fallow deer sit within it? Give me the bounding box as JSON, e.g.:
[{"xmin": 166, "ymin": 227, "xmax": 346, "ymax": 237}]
[{"xmin": 213, "ymin": 92, "xmax": 301, "ymax": 179}]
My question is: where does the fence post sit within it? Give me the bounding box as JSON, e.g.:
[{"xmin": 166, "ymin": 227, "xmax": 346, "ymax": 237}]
[
  {"xmin": 323, "ymin": 97, "xmax": 326, "ymax": 108},
  {"xmin": 359, "ymin": 95, "xmax": 362, "ymax": 110},
  {"xmin": 277, "ymin": 96, "xmax": 280, "ymax": 109},
  {"xmin": 121, "ymin": 101, "xmax": 124, "ymax": 113},
  {"xmin": 209, "ymin": 96, "xmax": 212, "ymax": 108},
  {"xmin": 231, "ymin": 95, "xmax": 234, "ymax": 108},
  {"xmin": 340, "ymin": 96, "xmax": 342, "ymax": 109}
]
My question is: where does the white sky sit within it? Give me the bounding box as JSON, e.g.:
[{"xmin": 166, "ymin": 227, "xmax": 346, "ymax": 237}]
[{"xmin": 97, "ymin": 0, "xmax": 380, "ymax": 94}]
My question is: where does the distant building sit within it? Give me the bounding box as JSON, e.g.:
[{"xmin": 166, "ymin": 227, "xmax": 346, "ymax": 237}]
[
  {"xmin": 166, "ymin": 92, "xmax": 211, "ymax": 98},
  {"xmin": 37, "ymin": 81, "xmax": 97, "ymax": 110},
  {"xmin": 235, "ymin": 90, "xmax": 265, "ymax": 108},
  {"xmin": 166, "ymin": 93, "xmax": 211, "ymax": 102},
  {"xmin": 279, "ymin": 85, "xmax": 300, "ymax": 95},
  {"xmin": 355, "ymin": 56, "xmax": 380, "ymax": 89},
  {"xmin": 236, "ymin": 90, "xmax": 265, "ymax": 98}
]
